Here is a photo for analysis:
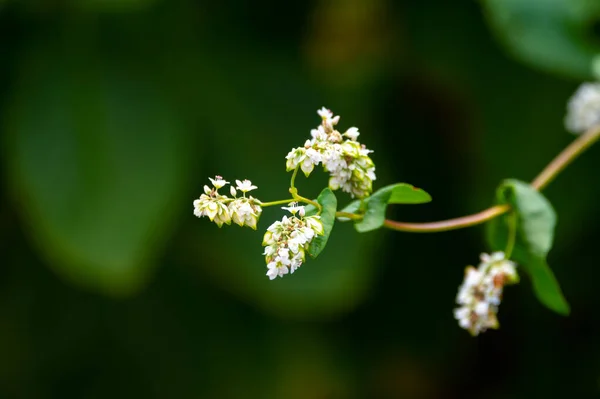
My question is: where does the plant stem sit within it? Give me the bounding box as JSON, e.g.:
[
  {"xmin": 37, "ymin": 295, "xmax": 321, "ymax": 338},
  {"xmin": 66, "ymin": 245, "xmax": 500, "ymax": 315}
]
[
  {"xmin": 295, "ymin": 194, "xmax": 321, "ymax": 211},
  {"xmin": 383, "ymin": 125, "xmax": 600, "ymax": 233},
  {"xmin": 290, "ymin": 166, "xmax": 299, "ymax": 190},
  {"xmin": 336, "ymin": 211, "xmax": 364, "ymax": 221},
  {"xmin": 259, "ymin": 199, "xmax": 296, "ymax": 207},
  {"xmin": 531, "ymin": 125, "xmax": 600, "ymax": 190},
  {"xmin": 382, "ymin": 204, "xmax": 510, "ymax": 233}
]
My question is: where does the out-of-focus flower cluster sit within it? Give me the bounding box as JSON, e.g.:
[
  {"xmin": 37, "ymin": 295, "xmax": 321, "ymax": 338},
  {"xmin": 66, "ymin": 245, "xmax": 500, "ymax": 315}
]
[
  {"xmin": 285, "ymin": 107, "xmax": 376, "ymax": 199},
  {"xmin": 193, "ymin": 176, "xmax": 262, "ymax": 229},
  {"xmin": 453, "ymin": 252, "xmax": 519, "ymax": 336},
  {"xmin": 262, "ymin": 203, "xmax": 324, "ymax": 280},
  {"xmin": 565, "ymin": 82, "xmax": 600, "ymax": 134}
]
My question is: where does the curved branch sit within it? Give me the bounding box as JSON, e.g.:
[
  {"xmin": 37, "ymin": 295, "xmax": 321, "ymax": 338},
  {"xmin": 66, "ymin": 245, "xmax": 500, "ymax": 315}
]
[{"xmin": 383, "ymin": 125, "xmax": 600, "ymax": 233}]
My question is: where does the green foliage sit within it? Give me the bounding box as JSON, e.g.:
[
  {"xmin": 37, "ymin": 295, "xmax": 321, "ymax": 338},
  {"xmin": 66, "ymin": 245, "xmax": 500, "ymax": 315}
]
[
  {"xmin": 487, "ymin": 179, "xmax": 570, "ymax": 315},
  {"xmin": 341, "ymin": 183, "xmax": 431, "ymax": 233},
  {"xmin": 4, "ymin": 42, "xmax": 190, "ymax": 296},
  {"xmin": 306, "ymin": 188, "xmax": 337, "ymax": 258},
  {"xmin": 482, "ymin": 0, "xmax": 600, "ymax": 78},
  {"xmin": 387, "ymin": 183, "xmax": 432, "ymax": 204}
]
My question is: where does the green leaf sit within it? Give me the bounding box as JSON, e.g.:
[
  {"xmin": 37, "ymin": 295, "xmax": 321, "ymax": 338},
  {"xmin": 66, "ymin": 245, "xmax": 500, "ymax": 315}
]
[
  {"xmin": 346, "ymin": 183, "xmax": 432, "ymax": 232},
  {"xmin": 487, "ymin": 179, "xmax": 570, "ymax": 315},
  {"xmin": 337, "ymin": 200, "xmax": 361, "ymax": 221},
  {"xmin": 388, "ymin": 183, "xmax": 432, "ymax": 204},
  {"xmin": 482, "ymin": 0, "xmax": 600, "ymax": 79},
  {"xmin": 354, "ymin": 188, "xmax": 392, "ymax": 233},
  {"xmin": 306, "ymin": 188, "xmax": 337, "ymax": 258},
  {"xmin": 4, "ymin": 42, "xmax": 190, "ymax": 296}
]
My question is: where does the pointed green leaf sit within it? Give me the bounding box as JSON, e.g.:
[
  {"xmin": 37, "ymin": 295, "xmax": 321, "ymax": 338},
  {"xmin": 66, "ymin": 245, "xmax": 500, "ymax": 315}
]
[
  {"xmin": 353, "ymin": 187, "xmax": 391, "ymax": 233},
  {"xmin": 337, "ymin": 199, "xmax": 361, "ymax": 221},
  {"xmin": 388, "ymin": 183, "xmax": 432, "ymax": 204},
  {"xmin": 347, "ymin": 183, "xmax": 431, "ymax": 232},
  {"xmin": 306, "ymin": 188, "xmax": 337, "ymax": 258},
  {"xmin": 487, "ymin": 179, "xmax": 570, "ymax": 315}
]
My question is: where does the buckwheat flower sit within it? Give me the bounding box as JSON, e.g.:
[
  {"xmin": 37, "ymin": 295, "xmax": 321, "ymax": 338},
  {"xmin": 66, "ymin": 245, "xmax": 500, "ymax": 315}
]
[
  {"xmin": 281, "ymin": 202, "xmax": 305, "ymax": 217},
  {"xmin": 326, "ymin": 141, "xmax": 376, "ymax": 198},
  {"xmin": 235, "ymin": 179, "xmax": 258, "ymax": 193},
  {"xmin": 453, "ymin": 251, "xmax": 519, "ymax": 336},
  {"xmin": 286, "ymin": 147, "xmax": 307, "ymax": 171},
  {"xmin": 262, "ymin": 207, "xmax": 324, "ymax": 280},
  {"xmin": 193, "ymin": 194, "xmax": 232, "ymax": 227},
  {"xmin": 228, "ymin": 197, "xmax": 262, "ymax": 230},
  {"xmin": 301, "ymin": 148, "xmax": 322, "ymax": 176},
  {"xmin": 286, "ymin": 108, "xmax": 376, "ymax": 198},
  {"xmin": 194, "ymin": 176, "xmax": 262, "ymax": 229},
  {"xmin": 343, "ymin": 127, "xmax": 360, "ymax": 141},
  {"xmin": 565, "ymin": 82, "xmax": 600, "ymax": 134},
  {"xmin": 209, "ymin": 175, "xmax": 229, "ymax": 189},
  {"xmin": 317, "ymin": 107, "xmax": 334, "ymax": 120},
  {"xmin": 317, "ymin": 107, "xmax": 340, "ymax": 130},
  {"xmin": 311, "ymin": 125, "xmax": 328, "ymax": 141}
]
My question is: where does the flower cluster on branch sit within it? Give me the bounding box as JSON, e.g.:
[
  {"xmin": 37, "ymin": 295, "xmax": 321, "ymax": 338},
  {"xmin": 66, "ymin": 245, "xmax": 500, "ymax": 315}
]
[{"xmin": 192, "ymin": 92, "xmax": 600, "ymax": 337}]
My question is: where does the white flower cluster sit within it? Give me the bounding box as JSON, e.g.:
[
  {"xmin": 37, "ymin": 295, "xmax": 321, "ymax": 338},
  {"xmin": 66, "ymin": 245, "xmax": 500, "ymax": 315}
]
[
  {"xmin": 262, "ymin": 203, "xmax": 324, "ymax": 280},
  {"xmin": 565, "ymin": 82, "xmax": 600, "ymax": 134},
  {"xmin": 286, "ymin": 107, "xmax": 376, "ymax": 199},
  {"xmin": 193, "ymin": 176, "xmax": 262, "ymax": 229},
  {"xmin": 453, "ymin": 252, "xmax": 519, "ymax": 336}
]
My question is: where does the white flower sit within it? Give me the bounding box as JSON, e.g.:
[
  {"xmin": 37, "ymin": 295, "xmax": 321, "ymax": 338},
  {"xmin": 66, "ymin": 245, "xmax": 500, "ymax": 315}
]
[
  {"xmin": 194, "ymin": 177, "xmax": 261, "ymax": 229},
  {"xmin": 344, "ymin": 127, "xmax": 360, "ymax": 141},
  {"xmin": 317, "ymin": 107, "xmax": 333, "ymax": 120},
  {"xmin": 285, "ymin": 108, "xmax": 376, "ymax": 198},
  {"xmin": 565, "ymin": 82, "xmax": 600, "ymax": 134},
  {"xmin": 300, "ymin": 148, "xmax": 322, "ymax": 176},
  {"xmin": 261, "ymin": 209, "xmax": 324, "ymax": 280},
  {"xmin": 235, "ymin": 179, "xmax": 258, "ymax": 193},
  {"xmin": 290, "ymin": 251, "xmax": 304, "ymax": 274},
  {"xmin": 266, "ymin": 261, "xmax": 288, "ymax": 280},
  {"xmin": 285, "ymin": 147, "xmax": 306, "ymax": 171},
  {"xmin": 453, "ymin": 252, "xmax": 519, "ymax": 336},
  {"xmin": 317, "ymin": 107, "xmax": 340, "ymax": 131},
  {"xmin": 281, "ymin": 202, "xmax": 305, "ymax": 216},
  {"xmin": 209, "ymin": 175, "xmax": 229, "ymax": 189},
  {"xmin": 311, "ymin": 126, "xmax": 328, "ymax": 141},
  {"xmin": 193, "ymin": 194, "xmax": 231, "ymax": 227},
  {"xmin": 228, "ymin": 197, "xmax": 262, "ymax": 230},
  {"xmin": 193, "ymin": 199, "xmax": 204, "ymax": 218}
]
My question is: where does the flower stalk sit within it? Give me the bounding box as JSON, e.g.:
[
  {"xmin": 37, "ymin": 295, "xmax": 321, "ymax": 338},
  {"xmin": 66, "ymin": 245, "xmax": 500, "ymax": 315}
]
[{"xmin": 383, "ymin": 124, "xmax": 600, "ymax": 233}]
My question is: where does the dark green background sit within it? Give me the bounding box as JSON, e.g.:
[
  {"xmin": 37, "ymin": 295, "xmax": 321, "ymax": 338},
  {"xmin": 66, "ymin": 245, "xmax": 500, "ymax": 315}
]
[{"xmin": 1, "ymin": 0, "xmax": 599, "ymax": 398}]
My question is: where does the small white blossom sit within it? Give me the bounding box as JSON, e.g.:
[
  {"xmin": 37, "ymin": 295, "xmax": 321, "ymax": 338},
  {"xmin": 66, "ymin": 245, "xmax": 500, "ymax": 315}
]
[
  {"xmin": 286, "ymin": 108, "xmax": 376, "ymax": 198},
  {"xmin": 236, "ymin": 179, "xmax": 258, "ymax": 193},
  {"xmin": 194, "ymin": 177, "xmax": 262, "ymax": 229},
  {"xmin": 285, "ymin": 147, "xmax": 306, "ymax": 171},
  {"xmin": 453, "ymin": 252, "xmax": 519, "ymax": 336},
  {"xmin": 311, "ymin": 126, "xmax": 328, "ymax": 141},
  {"xmin": 344, "ymin": 127, "xmax": 360, "ymax": 141},
  {"xmin": 565, "ymin": 82, "xmax": 600, "ymax": 134},
  {"xmin": 229, "ymin": 197, "xmax": 262, "ymax": 230},
  {"xmin": 262, "ymin": 207, "xmax": 324, "ymax": 280},
  {"xmin": 209, "ymin": 175, "xmax": 229, "ymax": 189},
  {"xmin": 193, "ymin": 195, "xmax": 231, "ymax": 227},
  {"xmin": 281, "ymin": 202, "xmax": 305, "ymax": 216},
  {"xmin": 317, "ymin": 107, "xmax": 333, "ymax": 120}
]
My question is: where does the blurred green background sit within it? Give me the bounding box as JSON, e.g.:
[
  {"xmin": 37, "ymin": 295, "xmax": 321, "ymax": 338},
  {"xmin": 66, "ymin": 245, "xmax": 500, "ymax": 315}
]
[{"xmin": 1, "ymin": 0, "xmax": 600, "ymax": 398}]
